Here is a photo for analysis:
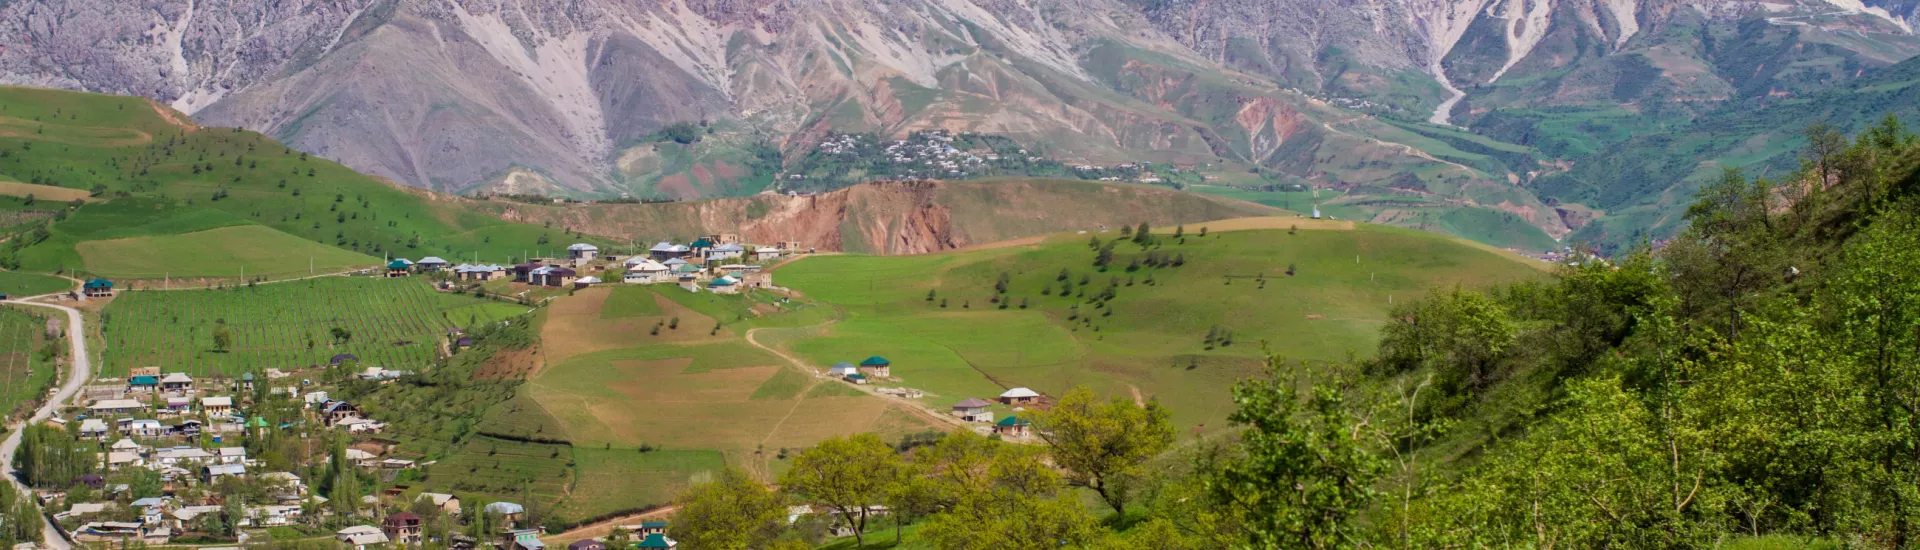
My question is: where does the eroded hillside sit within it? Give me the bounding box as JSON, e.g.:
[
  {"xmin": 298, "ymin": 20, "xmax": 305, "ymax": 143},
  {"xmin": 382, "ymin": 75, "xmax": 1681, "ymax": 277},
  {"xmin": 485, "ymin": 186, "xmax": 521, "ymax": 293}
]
[{"xmin": 470, "ymin": 179, "xmax": 1279, "ymax": 255}]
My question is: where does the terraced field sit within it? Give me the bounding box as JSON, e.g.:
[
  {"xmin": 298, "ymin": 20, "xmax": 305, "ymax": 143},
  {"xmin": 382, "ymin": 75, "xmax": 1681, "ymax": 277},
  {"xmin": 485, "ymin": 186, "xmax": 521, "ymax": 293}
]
[{"xmin": 100, "ymin": 276, "xmax": 528, "ymax": 376}]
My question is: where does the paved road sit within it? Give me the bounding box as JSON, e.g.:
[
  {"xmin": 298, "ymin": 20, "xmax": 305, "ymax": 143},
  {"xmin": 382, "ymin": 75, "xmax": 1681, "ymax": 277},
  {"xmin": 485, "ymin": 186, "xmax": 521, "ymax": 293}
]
[{"xmin": 0, "ymin": 297, "xmax": 90, "ymax": 550}]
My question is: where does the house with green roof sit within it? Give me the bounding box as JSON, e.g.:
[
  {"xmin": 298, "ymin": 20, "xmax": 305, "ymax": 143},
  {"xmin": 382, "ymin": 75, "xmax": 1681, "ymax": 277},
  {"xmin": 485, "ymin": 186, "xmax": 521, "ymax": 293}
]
[
  {"xmin": 83, "ymin": 278, "xmax": 114, "ymax": 297},
  {"xmin": 637, "ymin": 521, "xmax": 667, "ymax": 535},
  {"xmin": 994, "ymin": 415, "xmax": 1031, "ymax": 438},
  {"xmin": 636, "ymin": 533, "xmax": 675, "ymax": 549},
  {"xmin": 844, "ymin": 373, "xmax": 869, "ymax": 385},
  {"xmin": 386, "ymin": 259, "xmax": 412, "ymax": 277},
  {"xmin": 858, "ymin": 356, "xmax": 891, "ymax": 377},
  {"xmin": 706, "ymin": 275, "xmax": 740, "ymax": 295}
]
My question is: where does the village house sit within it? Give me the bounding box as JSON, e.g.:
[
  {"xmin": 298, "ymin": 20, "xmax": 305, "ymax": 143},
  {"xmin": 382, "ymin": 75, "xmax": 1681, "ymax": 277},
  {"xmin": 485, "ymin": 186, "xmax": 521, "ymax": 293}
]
[
  {"xmin": 710, "ymin": 233, "xmax": 741, "ymax": 244},
  {"xmin": 638, "ymin": 533, "xmax": 678, "ymax": 549},
  {"xmin": 202, "ymin": 463, "xmax": 246, "ymax": 483},
  {"xmin": 383, "ymin": 511, "xmax": 424, "ymax": 544},
  {"xmin": 568, "ymin": 243, "xmax": 600, "ymax": 262},
  {"xmin": 121, "ymin": 418, "xmax": 166, "ymax": 437},
  {"xmin": 160, "ymin": 372, "xmax": 193, "ymax": 392},
  {"xmin": 251, "ymin": 504, "xmax": 304, "ymax": 526},
  {"xmin": 387, "ymin": 259, "xmax": 413, "ymax": 277},
  {"xmin": 201, "ymin": 396, "xmax": 233, "ymax": 416},
  {"xmin": 83, "ymin": 278, "xmax": 115, "ymax": 298},
  {"xmin": 154, "ymin": 447, "xmax": 215, "ymax": 468},
  {"xmin": 688, "ymin": 238, "xmax": 715, "ymax": 258},
  {"xmin": 741, "ymin": 271, "xmax": 776, "ymax": 290},
  {"xmin": 858, "ymin": 356, "xmax": 892, "ymax": 377},
  {"xmin": 89, "ymin": 398, "xmax": 147, "ymax": 416},
  {"xmin": 454, "ymin": 263, "xmax": 508, "ymax": 281},
  {"xmin": 322, "ymin": 400, "xmax": 362, "ymax": 426},
  {"xmin": 79, "ymin": 418, "xmax": 109, "ymax": 439},
  {"xmin": 125, "ymin": 375, "xmax": 159, "ymax": 393},
  {"xmin": 486, "ymin": 502, "xmax": 527, "ymax": 525},
  {"xmin": 511, "ymin": 261, "xmax": 543, "ymax": 282},
  {"xmin": 107, "ymin": 451, "xmax": 144, "ymax": 471},
  {"xmin": 677, "ymin": 273, "xmax": 701, "ymax": 292},
  {"xmin": 637, "ymin": 522, "xmax": 669, "ymax": 536},
  {"xmin": 530, "ymin": 266, "xmax": 578, "ymax": 287},
  {"xmin": 845, "ymin": 373, "xmax": 869, "ymax": 385},
  {"xmin": 216, "ymin": 447, "xmax": 246, "ymax": 464},
  {"xmin": 418, "ymin": 492, "xmax": 461, "ymax": 516},
  {"xmin": 952, "ymin": 398, "xmax": 993, "ymax": 422},
  {"xmin": 999, "ymin": 387, "xmax": 1042, "ymax": 405},
  {"xmin": 506, "ymin": 528, "xmax": 545, "ymax": 550},
  {"xmin": 623, "ymin": 258, "xmax": 671, "ymax": 284},
  {"xmin": 415, "ymin": 257, "xmax": 450, "ymax": 272},
  {"xmin": 161, "ymin": 395, "xmax": 191, "ymax": 413},
  {"xmin": 304, "ymin": 391, "xmax": 330, "ymax": 405},
  {"xmin": 707, "ymin": 243, "xmax": 745, "ymax": 262},
  {"xmin": 337, "ymin": 525, "xmax": 390, "ymax": 549},
  {"xmin": 574, "ymin": 276, "xmax": 602, "ymax": 288},
  {"xmin": 829, "ymin": 363, "xmax": 859, "ymax": 377},
  {"xmin": 706, "ymin": 275, "xmax": 741, "ymax": 294},
  {"xmin": 752, "ymin": 246, "xmax": 783, "ymax": 262},
  {"xmin": 568, "ymin": 539, "xmax": 606, "ymax": 550},
  {"xmin": 994, "ymin": 415, "xmax": 1032, "ymax": 437},
  {"xmin": 648, "ymin": 242, "xmax": 692, "ymax": 261}
]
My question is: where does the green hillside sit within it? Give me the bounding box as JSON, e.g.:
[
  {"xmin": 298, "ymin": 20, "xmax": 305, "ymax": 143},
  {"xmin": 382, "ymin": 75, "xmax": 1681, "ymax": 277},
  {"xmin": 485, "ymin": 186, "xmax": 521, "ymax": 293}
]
[
  {"xmin": 1531, "ymin": 56, "xmax": 1920, "ymax": 249},
  {"xmin": 775, "ymin": 220, "xmax": 1546, "ymax": 431},
  {"xmin": 0, "ymin": 86, "xmax": 613, "ymax": 281}
]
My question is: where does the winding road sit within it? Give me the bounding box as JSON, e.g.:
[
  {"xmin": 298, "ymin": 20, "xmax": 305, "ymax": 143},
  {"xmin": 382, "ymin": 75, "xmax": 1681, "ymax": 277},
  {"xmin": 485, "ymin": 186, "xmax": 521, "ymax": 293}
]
[{"xmin": 1, "ymin": 295, "xmax": 91, "ymax": 550}]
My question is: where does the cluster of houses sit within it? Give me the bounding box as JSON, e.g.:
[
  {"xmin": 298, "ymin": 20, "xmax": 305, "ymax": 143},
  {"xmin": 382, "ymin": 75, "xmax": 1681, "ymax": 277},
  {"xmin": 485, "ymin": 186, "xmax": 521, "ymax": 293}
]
[
  {"xmin": 947, "ymin": 387, "xmax": 1044, "ymax": 438},
  {"xmin": 826, "ymin": 357, "xmax": 892, "ymax": 385},
  {"xmin": 56, "ymin": 367, "xmax": 431, "ymax": 545}
]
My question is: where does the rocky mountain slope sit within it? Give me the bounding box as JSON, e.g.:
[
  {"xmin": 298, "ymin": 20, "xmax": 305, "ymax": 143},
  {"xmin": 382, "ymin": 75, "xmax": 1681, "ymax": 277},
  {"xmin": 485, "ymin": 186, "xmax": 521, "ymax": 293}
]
[{"xmin": 1, "ymin": 0, "xmax": 1916, "ymax": 248}]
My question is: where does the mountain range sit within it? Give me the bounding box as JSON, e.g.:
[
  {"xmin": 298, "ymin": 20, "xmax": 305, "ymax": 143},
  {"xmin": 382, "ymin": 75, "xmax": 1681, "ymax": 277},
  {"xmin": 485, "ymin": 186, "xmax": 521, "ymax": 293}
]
[{"xmin": 3, "ymin": 0, "xmax": 1917, "ymax": 249}]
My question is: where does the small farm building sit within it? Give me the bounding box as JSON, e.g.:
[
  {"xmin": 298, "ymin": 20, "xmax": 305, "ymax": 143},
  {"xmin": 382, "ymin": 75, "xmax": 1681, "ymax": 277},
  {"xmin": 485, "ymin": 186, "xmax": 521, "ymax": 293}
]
[
  {"xmin": 999, "ymin": 387, "xmax": 1041, "ymax": 405},
  {"xmin": 994, "ymin": 415, "xmax": 1031, "ymax": 437},
  {"xmin": 858, "ymin": 356, "xmax": 891, "ymax": 377}
]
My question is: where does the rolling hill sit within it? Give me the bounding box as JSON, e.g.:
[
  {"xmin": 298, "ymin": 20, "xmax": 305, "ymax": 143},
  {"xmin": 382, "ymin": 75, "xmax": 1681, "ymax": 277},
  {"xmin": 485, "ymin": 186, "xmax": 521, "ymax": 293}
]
[{"xmin": 0, "ymin": 86, "xmax": 617, "ymax": 281}]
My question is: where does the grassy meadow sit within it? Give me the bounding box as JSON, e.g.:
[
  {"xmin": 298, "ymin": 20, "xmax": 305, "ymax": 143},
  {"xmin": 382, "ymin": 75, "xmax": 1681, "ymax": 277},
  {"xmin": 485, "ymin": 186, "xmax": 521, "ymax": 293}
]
[
  {"xmin": 513, "ymin": 285, "xmax": 934, "ymax": 492},
  {"xmin": 776, "ymin": 221, "xmax": 1546, "ymax": 431},
  {"xmin": 0, "ymin": 269, "xmax": 69, "ymax": 296}
]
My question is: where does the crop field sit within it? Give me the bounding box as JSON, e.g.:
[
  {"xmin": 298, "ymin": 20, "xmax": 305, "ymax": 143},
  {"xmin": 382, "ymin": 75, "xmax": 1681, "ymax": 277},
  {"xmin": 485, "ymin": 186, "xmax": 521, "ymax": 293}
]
[
  {"xmin": 0, "ymin": 305, "xmax": 51, "ymax": 418},
  {"xmin": 100, "ymin": 277, "xmax": 512, "ymax": 377},
  {"xmin": 76, "ymin": 225, "xmax": 380, "ymax": 279},
  {"xmin": 425, "ymin": 436, "xmax": 575, "ymax": 514},
  {"xmin": 0, "ymin": 270, "xmax": 70, "ymax": 296},
  {"xmin": 776, "ymin": 221, "xmax": 1546, "ymax": 430},
  {"xmin": 562, "ymin": 448, "xmax": 727, "ymax": 518}
]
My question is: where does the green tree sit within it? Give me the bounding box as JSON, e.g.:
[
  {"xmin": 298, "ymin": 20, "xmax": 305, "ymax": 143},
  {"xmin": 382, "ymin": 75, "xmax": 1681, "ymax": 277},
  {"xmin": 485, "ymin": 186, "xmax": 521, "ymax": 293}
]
[
  {"xmin": 211, "ymin": 323, "xmax": 232, "ymax": 352},
  {"xmin": 780, "ymin": 434, "xmax": 904, "ymax": 546},
  {"xmin": 1031, "ymin": 386, "xmax": 1175, "ymax": 515},
  {"xmin": 1376, "ymin": 287, "xmax": 1515, "ymax": 399},
  {"xmin": 669, "ymin": 467, "xmax": 787, "ymax": 550},
  {"xmin": 1209, "ymin": 353, "xmax": 1385, "ymax": 549}
]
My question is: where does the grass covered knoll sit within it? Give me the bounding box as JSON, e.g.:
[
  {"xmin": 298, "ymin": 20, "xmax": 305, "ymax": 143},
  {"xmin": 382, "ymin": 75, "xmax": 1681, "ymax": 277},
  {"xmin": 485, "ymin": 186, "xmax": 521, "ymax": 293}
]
[
  {"xmin": 0, "ymin": 86, "xmax": 612, "ymax": 280},
  {"xmin": 776, "ymin": 219, "xmax": 1544, "ymax": 431},
  {"xmin": 512, "ymin": 283, "xmax": 931, "ymax": 498},
  {"xmin": 99, "ymin": 276, "xmax": 519, "ymax": 377}
]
